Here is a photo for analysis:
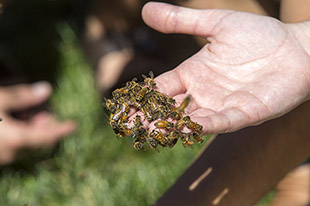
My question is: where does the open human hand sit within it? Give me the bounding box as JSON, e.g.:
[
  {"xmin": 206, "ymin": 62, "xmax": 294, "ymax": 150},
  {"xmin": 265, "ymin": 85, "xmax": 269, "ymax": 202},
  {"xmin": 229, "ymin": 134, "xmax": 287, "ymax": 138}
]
[
  {"xmin": 142, "ymin": 2, "xmax": 310, "ymax": 134},
  {"xmin": 0, "ymin": 82, "xmax": 76, "ymax": 164}
]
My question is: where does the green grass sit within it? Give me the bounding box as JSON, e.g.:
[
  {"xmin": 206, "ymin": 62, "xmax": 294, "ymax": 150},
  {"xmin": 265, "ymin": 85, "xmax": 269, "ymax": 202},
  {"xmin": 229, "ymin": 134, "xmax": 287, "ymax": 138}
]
[
  {"xmin": 0, "ymin": 24, "xmax": 207, "ymax": 206},
  {"xmin": 0, "ymin": 24, "xmax": 275, "ymax": 206}
]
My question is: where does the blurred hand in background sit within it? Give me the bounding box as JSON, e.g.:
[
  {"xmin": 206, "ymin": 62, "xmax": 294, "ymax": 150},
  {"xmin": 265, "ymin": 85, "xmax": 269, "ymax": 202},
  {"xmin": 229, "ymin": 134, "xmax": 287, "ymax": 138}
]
[{"xmin": 0, "ymin": 82, "xmax": 76, "ymax": 164}]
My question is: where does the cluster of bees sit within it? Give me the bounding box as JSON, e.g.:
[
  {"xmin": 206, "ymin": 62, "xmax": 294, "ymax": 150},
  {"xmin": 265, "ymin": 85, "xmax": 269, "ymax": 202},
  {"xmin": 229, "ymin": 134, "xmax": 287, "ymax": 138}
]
[{"xmin": 105, "ymin": 72, "xmax": 204, "ymax": 151}]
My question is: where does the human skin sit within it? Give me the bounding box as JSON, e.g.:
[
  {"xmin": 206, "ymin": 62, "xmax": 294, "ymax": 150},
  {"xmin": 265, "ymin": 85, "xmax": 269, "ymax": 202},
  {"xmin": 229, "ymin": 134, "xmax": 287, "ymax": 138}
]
[
  {"xmin": 280, "ymin": 0, "xmax": 310, "ymax": 23},
  {"xmin": 142, "ymin": 2, "xmax": 310, "ymax": 135},
  {"xmin": 0, "ymin": 82, "xmax": 76, "ymax": 164}
]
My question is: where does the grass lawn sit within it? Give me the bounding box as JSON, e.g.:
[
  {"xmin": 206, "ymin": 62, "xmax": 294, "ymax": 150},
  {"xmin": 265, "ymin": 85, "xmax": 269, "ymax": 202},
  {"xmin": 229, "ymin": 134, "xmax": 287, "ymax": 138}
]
[{"xmin": 0, "ymin": 24, "xmax": 274, "ymax": 206}]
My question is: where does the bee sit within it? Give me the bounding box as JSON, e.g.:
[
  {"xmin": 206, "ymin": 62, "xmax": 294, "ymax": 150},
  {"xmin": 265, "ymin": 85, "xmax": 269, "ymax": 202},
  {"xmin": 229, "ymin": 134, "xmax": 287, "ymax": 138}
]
[
  {"xmin": 154, "ymin": 120, "xmax": 174, "ymax": 130},
  {"xmin": 120, "ymin": 102, "xmax": 130, "ymax": 113},
  {"xmin": 112, "ymin": 87, "xmax": 129, "ymax": 99},
  {"xmin": 125, "ymin": 78, "xmax": 138, "ymax": 90},
  {"xmin": 157, "ymin": 105, "xmax": 169, "ymax": 120},
  {"xmin": 170, "ymin": 110, "xmax": 180, "ymax": 120},
  {"xmin": 177, "ymin": 95, "xmax": 191, "ymax": 112},
  {"xmin": 126, "ymin": 78, "xmax": 143, "ymax": 97},
  {"xmin": 142, "ymin": 71, "xmax": 156, "ymax": 88},
  {"xmin": 150, "ymin": 130, "xmax": 169, "ymax": 146},
  {"xmin": 166, "ymin": 97, "xmax": 176, "ymax": 105},
  {"xmin": 110, "ymin": 119, "xmax": 125, "ymax": 138},
  {"xmin": 127, "ymin": 97, "xmax": 142, "ymax": 109},
  {"xmin": 111, "ymin": 109, "xmax": 122, "ymax": 122},
  {"xmin": 141, "ymin": 106, "xmax": 154, "ymax": 122},
  {"xmin": 114, "ymin": 120, "xmax": 132, "ymax": 137},
  {"xmin": 122, "ymin": 128, "xmax": 133, "ymax": 137},
  {"xmin": 139, "ymin": 128, "xmax": 149, "ymax": 139},
  {"xmin": 148, "ymin": 100, "xmax": 159, "ymax": 111},
  {"xmin": 148, "ymin": 137, "xmax": 159, "ymax": 150},
  {"xmin": 134, "ymin": 140, "xmax": 145, "ymax": 150},
  {"xmin": 167, "ymin": 130, "xmax": 179, "ymax": 148},
  {"xmin": 134, "ymin": 115, "xmax": 143, "ymax": 128},
  {"xmin": 151, "ymin": 111, "xmax": 161, "ymax": 121},
  {"xmin": 152, "ymin": 90, "xmax": 167, "ymax": 105},
  {"xmin": 168, "ymin": 138, "xmax": 178, "ymax": 148},
  {"xmin": 136, "ymin": 87, "xmax": 150, "ymax": 101},
  {"xmin": 109, "ymin": 119, "xmax": 119, "ymax": 131},
  {"xmin": 180, "ymin": 133, "xmax": 194, "ymax": 147},
  {"xmin": 192, "ymin": 132, "xmax": 204, "ymax": 143},
  {"xmin": 168, "ymin": 130, "xmax": 179, "ymax": 140},
  {"xmin": 183, "ymin": 116, "xmax": 203, "ymax": 131},
  {"xmin": 170, "ymin": 96, "xmax": 190, "ymax": 120},
  {"xmin": 175, "ymin": 117, "xmax": 187, "ymax": 129},
  {"xmin": 116, "ymin": 102, "xmax": 130, "ymax": 122},
  {"xmin": 104, "ymin": 98, "xmax": 117, "ymax": 113}
]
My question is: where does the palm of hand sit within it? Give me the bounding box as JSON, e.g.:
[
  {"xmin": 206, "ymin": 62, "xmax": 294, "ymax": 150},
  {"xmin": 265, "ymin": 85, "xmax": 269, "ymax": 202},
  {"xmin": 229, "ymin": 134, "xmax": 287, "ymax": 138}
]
[{"xmin": 150, "ymin": 10, "xmax": 310, "ymax": 134}]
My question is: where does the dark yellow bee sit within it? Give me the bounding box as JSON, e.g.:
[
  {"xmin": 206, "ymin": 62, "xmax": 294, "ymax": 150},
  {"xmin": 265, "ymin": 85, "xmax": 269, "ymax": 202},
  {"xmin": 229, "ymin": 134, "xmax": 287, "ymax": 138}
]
[
  {"xmin": 140, "ymin": 106, "xmax": 154, "ymax": 122},
  {"xmin": 136, "ymin": 87, "xmax": 150, "ymax": 102},
  {"xmin": 110, "ymin": 119, "xmax": 126, "ymax": 138},
  {"xmin": 167, "ymin": 130, "xmax": 179, "ymax": 148},
  {"xmin": 152, "ymin": 90, "xmax": 167, "ymax": 105},
  {"xmin": 175, "ymin": 117, "xmax": 186, "ymax": 129},
  {"xmin": 183, "ymin": 116, "xmax": 203, "ymax": 131},
  {"xmin": 142, "ymin": 71, "xmax": 156, "ymax": 88},
  {"xmin": 178, "ymin": 95, "xmax": 191, "ymax": 111},
  {"xmin": 170, "ymin": 95, "xmax": 191, "ymax": 120},
  {"xmin": 104, "ymin": 98, "xmax": 116, "ymax": 113},
  {"xmin": 150, "ymin": 130, "xmax": 169, "ymax": 146},
  {"xmin": 123, "ymin": 128, "xmax": 133, "ymax": 137},
  {"xmin": 148, "ymin": 137, "xmax": 159, "ymax": 150},
  {"xmin": 134, "ymin": 115, "xmax": 143, "ymax": 128},
  {"xmin": 166, "ymin": 97, "xmax": 176, "ymax": 105},
  {"xmin": 112, "ymin": 87, "xmax": 129, "ymax": 99},
  {"xmin": 134, "ymin": 141, "xmax": 144, "ymax": 150},
  {"xmin": 154, "ymin": 120, "xmax": 174, "ymax": 130},
  {"xmin": 111, "ymin": 109, "xmax": 122, "ymax": 122},
  {"xmin": 127, "ymin": 98, "xmax": 142, "ymax": 109},
  {"xmin": 125, "ymin": 78, "xmax": 138, "ymax": 89},
  {"xmin": 180, "ymin": 133, "xmax": 194, "ymax": 147},
  {"xmin": 120, "ymin": 102, "xmax": 130, "ymax": 113},
  {"xmin": 192, "ymin": 132, "xmax": 204, "ymax": 143},
  {"xmin": 134, "ymin": 139, "xmax": 145, "ymax": 150},
  {"xmin": 157, "ymin": 105, "xmax": 169, "ymax": 120},
  {"xmin": 169, "ymin": 110, "xmax": 182, "ymax": 120}
]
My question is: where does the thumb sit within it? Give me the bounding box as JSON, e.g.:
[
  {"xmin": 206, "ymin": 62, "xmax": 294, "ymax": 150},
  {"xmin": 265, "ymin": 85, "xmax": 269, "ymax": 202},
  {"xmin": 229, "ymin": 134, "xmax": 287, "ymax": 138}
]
[{"xmin": 142, "ymin": 2, "xmax": 233, "ymax": 37}]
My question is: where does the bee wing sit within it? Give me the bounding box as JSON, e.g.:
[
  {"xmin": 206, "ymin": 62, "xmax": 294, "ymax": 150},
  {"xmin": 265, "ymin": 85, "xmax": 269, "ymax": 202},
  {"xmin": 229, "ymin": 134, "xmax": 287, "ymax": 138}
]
[
  {"xmin": 141, "ymin": 74, "xmax": 147, "ymax": 79},
  {"xmin": 149, "ymin": 71, "xmax": 154, "ymax": 79}
]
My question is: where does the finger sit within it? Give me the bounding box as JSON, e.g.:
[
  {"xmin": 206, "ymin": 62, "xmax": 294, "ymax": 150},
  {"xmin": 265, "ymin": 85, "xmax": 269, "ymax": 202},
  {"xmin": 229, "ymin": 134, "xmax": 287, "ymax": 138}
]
[
  {"xmin": 0, "ymin": 112, "xmax": 76, "ymax": 157},
  {"xmin": 0, "ymin": 117, "xmax": 27, "ymax": 164},
  {"xmin": 190, "ymin": 107, "xmax": 252, "ymax": 135},
  {"xmin": 24, "ymin": 112, "xmax": 77, "ymax": 147},
  {"xmin": 155, "ymin": 70, "xmax": 185, "ymax": 97},
  {"xmin": 173, "ymin": 94, "xmax": 200, "ymax": 114},
  {"xmin": 142, "ymin": 2, "xmax": 233, "ymax": 37},
  {"xmin": 0, "ymin": 81, "xmax": 51, "ymax": 111}
]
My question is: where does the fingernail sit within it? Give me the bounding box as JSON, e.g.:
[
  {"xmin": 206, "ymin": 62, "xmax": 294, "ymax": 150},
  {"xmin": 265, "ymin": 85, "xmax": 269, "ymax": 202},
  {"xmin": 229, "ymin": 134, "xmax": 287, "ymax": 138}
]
[{"xmin": 31, "ymin": 81, "xmax": 51, "ymax": 97}]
